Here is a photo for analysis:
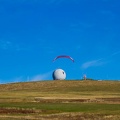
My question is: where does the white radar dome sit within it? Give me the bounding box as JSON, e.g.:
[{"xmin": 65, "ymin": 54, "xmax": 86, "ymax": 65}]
[{"xmin": 52, "ymin": 69, "xmax": 66, "ymax": 80}]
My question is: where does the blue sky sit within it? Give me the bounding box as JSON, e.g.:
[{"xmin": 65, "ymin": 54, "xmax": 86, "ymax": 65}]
[{"xmin": 0, "ymin": 0, "xmax": 120, "ymax": 83}]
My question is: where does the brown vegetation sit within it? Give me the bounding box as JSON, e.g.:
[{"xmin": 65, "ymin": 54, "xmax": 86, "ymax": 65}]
[{"xmin": 0, "ymin": 80, "xmax": 120, "ymax": 120}]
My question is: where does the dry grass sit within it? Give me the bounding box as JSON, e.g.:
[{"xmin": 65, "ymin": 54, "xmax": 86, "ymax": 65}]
[
  {"xmin": 0, "ymin": 80, "xmax": 120, "ymax": 102},
  {"xmin": 0, "ymin": 113, "xmax": 120, "ymax": 120},
  {"xmin": 0, "ymin": 80, "xmax": 120, "ymax": 119}
]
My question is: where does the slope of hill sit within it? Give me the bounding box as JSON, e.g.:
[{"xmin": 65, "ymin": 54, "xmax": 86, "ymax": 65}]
[
  {"xmin": 0, "ymin": 80, "xmax": 120, "ymax": 92},
  {"xmin": 0, "ymin": 80, "xmax": 120, "ymax": 102},
  {"xmin": 0, "ymin": 80, "xmax": 120, "ymax": 120}
]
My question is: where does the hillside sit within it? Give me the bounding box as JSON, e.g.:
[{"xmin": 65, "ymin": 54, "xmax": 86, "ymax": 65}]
[
  {"xmin": 0, "ymin": 80, "xmax": 120, "ymax": 101},
  {"xmin": 0, "ymin": 80, "xmax": 120, "ymax": 120},
  {"xmin": 0, "ymin": 80, "xmax": 120, "ymax": 92}
]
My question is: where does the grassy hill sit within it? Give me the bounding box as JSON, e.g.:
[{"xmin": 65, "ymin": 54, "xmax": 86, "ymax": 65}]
[
  {"xmin": 1, "ymin": 80, "xmax": 120, "ymax": 92},
  {"xmin": 0, "ymin": 80, "xmax": 120, "ymax": 120}
]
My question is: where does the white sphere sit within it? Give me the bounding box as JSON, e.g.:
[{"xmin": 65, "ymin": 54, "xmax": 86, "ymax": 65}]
[{"xmin": 52, "ymin": 69, "xmax": 66, "ymax": 80}]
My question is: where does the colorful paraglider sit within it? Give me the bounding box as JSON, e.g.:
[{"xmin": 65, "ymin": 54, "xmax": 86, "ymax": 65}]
[{"xmin": 53, "ymin": 55, "xmax": 74, "ymax": 62}]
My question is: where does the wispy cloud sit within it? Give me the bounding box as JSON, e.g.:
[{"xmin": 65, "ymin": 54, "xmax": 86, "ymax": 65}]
[
  {"xmin": 0, "ymin": 40, "xmax": 21, "ymax": 51},
  {"xmin": 70, "ymin": 22, "xmax": 94, "ymax": 30},
  {"xmin": 0, "ymin": 76, "xmax": 25, "ymax": 84},
  {"xmin": 99, "ymin": 10, "xmax": 115, "ymax": 18},
  {"xmin": 0, "ymin": 40, "xmax": 12, "ymax": 50},
  {"xmin": 0, "ymin": 71, "xmax": 52, "ymax": 84},
  {"xmin": 81, "ymin": 59, "xmax": 104, "ymax": 69},
  {"xmin": 111, "ymin": 51, "xmax": 120, "ymax": 56},
  {"xmin": 81, "ymin": 50, "xmax": 120, "ymax": 70},
  {"xmin": 0, "ymin": 39, "xmax": 34, "ymax": 52},
  {"xmin": 30, "ymin": 71, "xmax": 52, "ymax": 81}
]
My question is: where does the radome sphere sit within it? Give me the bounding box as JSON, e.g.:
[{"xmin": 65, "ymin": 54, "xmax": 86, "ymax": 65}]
[{"xmin": 52, "ymin": 69, "xmax": 66, "ymax": 80}]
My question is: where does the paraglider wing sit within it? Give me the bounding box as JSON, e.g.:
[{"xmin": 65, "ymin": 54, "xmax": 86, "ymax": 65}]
[{"xmin": 53, "ymin": 55, "xmax": 74, "ymax": 62}]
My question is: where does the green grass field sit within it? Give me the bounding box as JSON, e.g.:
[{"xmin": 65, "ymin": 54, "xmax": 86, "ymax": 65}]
[{"xmin": 0, "ymin": 80, "xmax": 120, "ymax": 120}]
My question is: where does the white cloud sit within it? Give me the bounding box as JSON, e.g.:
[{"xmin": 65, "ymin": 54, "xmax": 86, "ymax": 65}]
[
  {"xmin": 81, "ymin": 50, "xmax": 120, "ymax": 70},
  {"xmin": 0, "ymin": 71, "xmax": 52, "ymax": 84},
  {"xmin": 99, "ymin": 10, "xmax": 115, "ymax": 17},
  {"xmin": 0, "ymin": 76, "xmax": 25, "ymax": 84},
  {"xmin": 31, "ymin": 71, "xmax": 52, "ymax": 81},
  {"xmin": 81, "ymin": 59, "xmax": 104, "ymax": 69},
  {"xmin": 111, "ymin": 51, "xmax": 120, "ymax": 56},
  {"xmin": 0, "ymin": 40, "xmax": 12, "ymax": 50},
  {"xmin": 70, "ymin": 22, "xmax": 94, "ymax": 29},
  {"xmin": 0, "ymin": 39, "xmax": 25, "ymax": 51}
]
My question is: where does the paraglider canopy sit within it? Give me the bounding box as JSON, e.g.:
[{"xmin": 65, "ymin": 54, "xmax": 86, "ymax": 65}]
[{"xmin": 53, "ymin": 55, "xmax": 74, "ymax": 62}]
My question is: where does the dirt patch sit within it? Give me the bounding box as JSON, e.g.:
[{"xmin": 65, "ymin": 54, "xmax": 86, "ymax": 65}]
[
  {"xmin": 34, "ymin": 97, "xmax": 120, "ymax": 104},
  {"xmin": 0, "ymin": 113, "xmax": 120, "ymax": 120},
  {"xmin": 96, "ymin": 97, "xmax": 120, "ymax": 102},
  {"xmin": 34, "ymin": 97, "xmax": 91, "ymax": 103},
  {"xmin": 0, "ymin": 108, "xmax": 35, "ymax": 114}
]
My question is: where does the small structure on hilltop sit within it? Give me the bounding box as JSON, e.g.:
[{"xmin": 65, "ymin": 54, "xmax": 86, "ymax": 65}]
[
  {"xmin": 52, "ymin": 69, "xmax": 66, "ymax": 80},
  {"xmin": 83, "ymin": 74, "xmax": 87, "ymax": 80}
]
